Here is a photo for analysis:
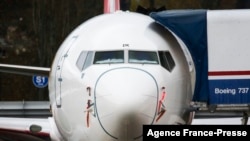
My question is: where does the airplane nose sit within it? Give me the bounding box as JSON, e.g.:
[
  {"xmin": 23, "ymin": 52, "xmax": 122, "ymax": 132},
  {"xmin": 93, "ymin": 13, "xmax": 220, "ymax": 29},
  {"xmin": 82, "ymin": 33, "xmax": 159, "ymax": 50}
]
[{"xmin": 94, "ymin": 68, "xmax": 158, "ymax": 140}]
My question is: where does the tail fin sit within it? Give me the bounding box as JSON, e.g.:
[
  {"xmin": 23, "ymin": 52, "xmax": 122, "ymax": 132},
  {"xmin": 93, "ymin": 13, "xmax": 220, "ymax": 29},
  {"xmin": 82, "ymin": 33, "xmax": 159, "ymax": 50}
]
[{"xmin": 104, "ymin": 0, "xmax": 120, "ymax": 14}]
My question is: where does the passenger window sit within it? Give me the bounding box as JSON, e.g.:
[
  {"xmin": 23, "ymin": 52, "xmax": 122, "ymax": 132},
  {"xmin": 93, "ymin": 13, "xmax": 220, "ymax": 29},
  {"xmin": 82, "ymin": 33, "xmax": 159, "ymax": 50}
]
[
  {"xmin": 76, "ymin": 51, "xmax": 94, "ymax": 71},
  {"xmin": 158, "ymin": 51, "xmax": 175, "ymax": 72},
  {"xmin": 93, "ymin": 51, "xmax": 124, "ymax": 64},
  {"xmin": 129, "ymin": 51, "xmax": 159, "ymax": 64}
]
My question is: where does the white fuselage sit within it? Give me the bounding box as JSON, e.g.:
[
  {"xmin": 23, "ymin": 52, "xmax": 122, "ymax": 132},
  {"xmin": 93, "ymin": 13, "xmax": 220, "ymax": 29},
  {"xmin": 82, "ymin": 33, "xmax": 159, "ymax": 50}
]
[{"xmin": 48, "ymin": 11, "xmax": 194, "ymax": 141}]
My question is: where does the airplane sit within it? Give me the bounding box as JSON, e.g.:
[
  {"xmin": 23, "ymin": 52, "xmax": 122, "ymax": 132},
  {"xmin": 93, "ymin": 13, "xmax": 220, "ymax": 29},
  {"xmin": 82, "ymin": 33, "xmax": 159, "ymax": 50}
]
[{"xmin": 0, "ymin": 0, "xmax": 250, "ymax": 140}]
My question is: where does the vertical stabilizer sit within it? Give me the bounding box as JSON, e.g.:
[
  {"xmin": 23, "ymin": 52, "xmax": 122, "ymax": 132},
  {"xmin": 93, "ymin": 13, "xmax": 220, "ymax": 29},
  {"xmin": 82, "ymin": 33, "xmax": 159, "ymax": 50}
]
[{"xmin": 104, "ymin": 0, "xmax": 120, "ymax": 13}]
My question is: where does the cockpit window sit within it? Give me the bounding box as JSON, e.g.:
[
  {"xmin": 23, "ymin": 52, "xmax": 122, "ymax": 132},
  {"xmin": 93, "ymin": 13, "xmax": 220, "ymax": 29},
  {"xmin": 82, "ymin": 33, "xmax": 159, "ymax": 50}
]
[
  {"xmin": 128, "ymin": 51, "xmax": 159, "ymax": 64},
  {"xmin": 76, "ymin": 51, "xmax": 94, "ymax": 71},
  {"xmin": 94, "ymin": 51, "xmax": 124, "ymax": 64},
  {"xmin": 158, "ymin": 51, "xmax": 175, "ymax": 72}
]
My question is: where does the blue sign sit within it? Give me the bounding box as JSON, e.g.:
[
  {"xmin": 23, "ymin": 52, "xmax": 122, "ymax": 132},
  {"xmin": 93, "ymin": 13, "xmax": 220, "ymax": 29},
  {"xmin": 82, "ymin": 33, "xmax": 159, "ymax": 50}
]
[
  {"xmin": 32, "ymin": 76, "xmax": 48, "ymax": 88},
  {"xmin": 209, "ymin": 79, "xmax": 250, "ymax": 104}
]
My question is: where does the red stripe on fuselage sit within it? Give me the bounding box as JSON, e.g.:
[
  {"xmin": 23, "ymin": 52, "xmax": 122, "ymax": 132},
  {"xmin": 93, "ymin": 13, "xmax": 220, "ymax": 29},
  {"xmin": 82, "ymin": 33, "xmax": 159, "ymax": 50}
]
[
  {"xmin": 0, "ymin": 128, "xmax": 50, "ymax": 141},
  {"xmin": 208, "ymin": 71, "xmax": 250, "ymax": 76}
]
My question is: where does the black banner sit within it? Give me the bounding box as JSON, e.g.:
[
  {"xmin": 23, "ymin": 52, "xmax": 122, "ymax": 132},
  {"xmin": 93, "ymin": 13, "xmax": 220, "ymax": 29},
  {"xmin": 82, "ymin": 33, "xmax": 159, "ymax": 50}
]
[{"xmin": 143, "ymin": 125, "xmax": 250, "ymax": 140}]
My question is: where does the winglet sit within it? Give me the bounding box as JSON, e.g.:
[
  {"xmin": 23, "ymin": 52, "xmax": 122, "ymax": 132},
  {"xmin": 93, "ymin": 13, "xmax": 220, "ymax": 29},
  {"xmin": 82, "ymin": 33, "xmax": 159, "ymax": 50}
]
[{"xmin": 104, "ymin": 0, "xmax": 120, "ymax": 14}]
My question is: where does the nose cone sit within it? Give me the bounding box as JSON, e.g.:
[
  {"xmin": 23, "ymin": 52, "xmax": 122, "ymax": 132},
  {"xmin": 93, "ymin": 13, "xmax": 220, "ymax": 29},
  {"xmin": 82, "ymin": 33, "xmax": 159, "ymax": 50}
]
[{"xmin": 95, "ymin": 68, "xmax": 158, "ymax": 140}]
